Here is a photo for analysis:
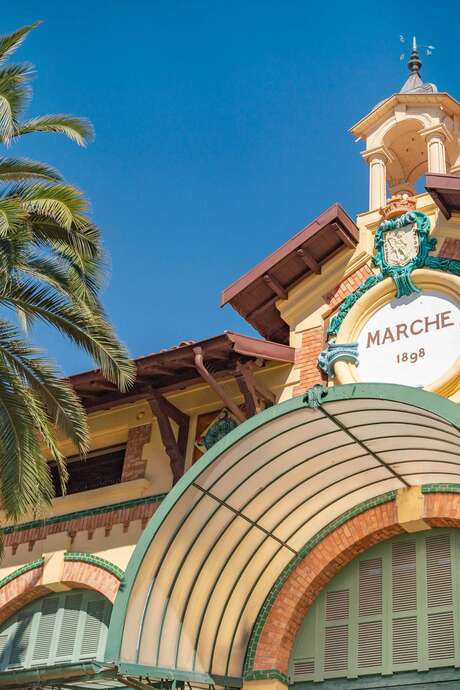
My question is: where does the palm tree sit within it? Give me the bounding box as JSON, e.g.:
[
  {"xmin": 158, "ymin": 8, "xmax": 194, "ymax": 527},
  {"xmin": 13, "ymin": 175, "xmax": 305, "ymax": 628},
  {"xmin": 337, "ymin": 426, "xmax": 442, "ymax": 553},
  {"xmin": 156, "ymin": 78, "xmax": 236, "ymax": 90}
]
[{"xmin": 0, "ymin": 21, "xmax": 134, "ymax": 523}]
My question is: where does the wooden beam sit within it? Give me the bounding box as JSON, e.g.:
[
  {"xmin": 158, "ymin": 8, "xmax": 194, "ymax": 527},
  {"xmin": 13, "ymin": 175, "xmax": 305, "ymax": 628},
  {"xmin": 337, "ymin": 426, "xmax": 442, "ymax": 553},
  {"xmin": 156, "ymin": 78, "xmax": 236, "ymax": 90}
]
[
  {"xmin": 296, "ymin": 247, "xmax": 321, "ymax": 274},
  {"xmin": 330, "ymin": 222, "xmax": 355, "ymax": 248},
  {"xmin": 263, "ymin": 273, "xmax": 288, "ymax": 300},
  {"xmin": 148, "ymin": 392, "xmax": 186, "ymax": 485},
  {"xmin": 238, "ymin": 362, "xmax": 275, "ymax": 405},
  {"xmin": 193, "ymin": 347, "xmax": 246, "ymax": 423},
  {"xmin": 235, "ymin": 373, "xmax": 257, "ymax": 417},
  {"xmin": 139, "ymin": 365, "xmax": 176, "ymax": 377}
]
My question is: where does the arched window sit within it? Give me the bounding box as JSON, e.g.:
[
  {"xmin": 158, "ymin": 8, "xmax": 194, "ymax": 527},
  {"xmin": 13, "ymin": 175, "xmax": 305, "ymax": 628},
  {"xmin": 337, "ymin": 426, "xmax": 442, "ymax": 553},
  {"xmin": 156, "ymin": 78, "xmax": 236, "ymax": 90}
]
[
  {"xmin": 0, "ymin": 589, "xmax": 111, "ymax": 670},
  {"xmin": 291, "ymin": 529, "xmax": 460, "ymax": 684}
]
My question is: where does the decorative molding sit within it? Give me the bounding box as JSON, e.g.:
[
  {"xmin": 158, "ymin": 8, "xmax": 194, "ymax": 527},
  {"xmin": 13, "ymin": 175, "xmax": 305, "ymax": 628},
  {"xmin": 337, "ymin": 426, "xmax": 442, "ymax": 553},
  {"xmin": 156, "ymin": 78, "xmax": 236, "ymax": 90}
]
[
  {"xmin": 243, "ymin": 491, "xmax": 396, "ymax": 678},
  {"xmin": 422, "ymin": 483, "xmax": 460, "ymax": 494},
  {"xmin": 64, "ymin": 552, "xmax": 124, "ymax": 581},
  {"xmin": 328, "ymin": 210, "xmax": 460, "ymax": 337},
  {"xmin": 318, "ymin": 342, "xmax": 359, "ymax": 377},
  {"xmin": 0, "ymin": 559, "xmax": 44, "ymax": 591},
  {"xmin": 1, "ymin": 493, "xmax": 167, "ymax": 536},
  {"xmin": 327, "ymin": 273, "xmax": 384, "ymax": 337},
  {"xmin": 245, "ymin": 669, "xmax": 289, "ymax": 685},
  {"xmin": 302, "ymin": 384, "xmax": 329, "ymax": 408}
]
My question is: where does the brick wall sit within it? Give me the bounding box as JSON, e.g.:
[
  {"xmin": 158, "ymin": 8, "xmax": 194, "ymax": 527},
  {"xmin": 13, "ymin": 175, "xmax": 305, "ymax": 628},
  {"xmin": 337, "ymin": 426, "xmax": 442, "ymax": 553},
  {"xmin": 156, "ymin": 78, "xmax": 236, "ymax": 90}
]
[
  {"xmin": 293, "ymin": 264, "xmax": 374, "ymax": 396},
  {"xmin": 4, "ymin": 497, "xmax": 161, "ymax": 553},
  {"xmin": 0, "ymin": 560, "xmax": 121, "ymax": 625},
  {"xmin": 121, "ymin": 423, "xmax": 152, "ymax": 482},
  {"xmin": 439, "ymin": 238, "xmax": 460, "ymax": 260},
  {"xmin": 324, "ymin": 264, "xmax": 374, "ymax": 312},
  {"xmin": 293, "ymin": 326, "xmax": 325, "ymax": 395}
]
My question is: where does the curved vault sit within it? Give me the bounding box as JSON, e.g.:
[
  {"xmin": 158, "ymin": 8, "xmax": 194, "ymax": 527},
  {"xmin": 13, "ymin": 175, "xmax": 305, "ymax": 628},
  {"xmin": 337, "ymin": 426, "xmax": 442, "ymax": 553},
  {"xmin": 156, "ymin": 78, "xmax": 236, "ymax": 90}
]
[{"xmin": 106, "ymin": 383, "xmax": 460, "ymax": 684}]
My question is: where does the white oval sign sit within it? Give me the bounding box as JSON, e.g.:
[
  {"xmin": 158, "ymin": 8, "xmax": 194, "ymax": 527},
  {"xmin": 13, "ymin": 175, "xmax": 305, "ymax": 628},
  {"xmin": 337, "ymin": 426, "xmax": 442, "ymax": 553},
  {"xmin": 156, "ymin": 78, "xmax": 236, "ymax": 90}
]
[{"xmin": 357, "ymin": 291, "xmax": 460, "ymax": 387}]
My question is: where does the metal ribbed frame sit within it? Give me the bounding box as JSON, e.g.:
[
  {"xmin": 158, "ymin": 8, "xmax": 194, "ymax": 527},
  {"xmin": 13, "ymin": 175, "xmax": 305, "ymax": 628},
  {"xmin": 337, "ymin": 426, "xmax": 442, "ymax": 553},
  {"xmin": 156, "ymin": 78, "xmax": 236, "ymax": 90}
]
[{"xmin": 106, "ymin": 384, "xmax": 460, "ymax": 684}]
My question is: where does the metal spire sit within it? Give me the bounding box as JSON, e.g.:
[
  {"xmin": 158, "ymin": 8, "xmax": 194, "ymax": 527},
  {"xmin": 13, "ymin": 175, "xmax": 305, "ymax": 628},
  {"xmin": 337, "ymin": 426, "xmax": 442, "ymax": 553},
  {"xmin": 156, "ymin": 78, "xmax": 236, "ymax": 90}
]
[
  {"xmin": 407, "ymin": 36, "xmax": 422, "ymax": 74},
  {"xmin": 399, "ymin": 35, "xmax": 437, "ymax": 94}
]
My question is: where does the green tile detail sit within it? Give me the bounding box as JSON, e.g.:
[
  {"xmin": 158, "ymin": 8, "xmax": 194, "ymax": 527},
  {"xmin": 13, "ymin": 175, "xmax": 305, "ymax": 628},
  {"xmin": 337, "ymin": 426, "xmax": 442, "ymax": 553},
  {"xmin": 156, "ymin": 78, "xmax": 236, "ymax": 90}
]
[
  {"xmin": 0, "ymin": 558, "xmax": 44, "ymax": 591},
  {"xmin": 1, "ymin": 493, "xmax": 167, "ymax": 536},
  {"xmin": 243, "ymin": 490, "xmax": 396, "ymax": 678},
  {"xmin": 245, "ymin": 669, "xmax": 289, "ymax": 685},
  {"xmin": 64, "ymin": 552, "xmax": 124, "ymax": 581},
  {"xmin": 422, "ymin": 483, "xmax": 460, "ymax": 494}
]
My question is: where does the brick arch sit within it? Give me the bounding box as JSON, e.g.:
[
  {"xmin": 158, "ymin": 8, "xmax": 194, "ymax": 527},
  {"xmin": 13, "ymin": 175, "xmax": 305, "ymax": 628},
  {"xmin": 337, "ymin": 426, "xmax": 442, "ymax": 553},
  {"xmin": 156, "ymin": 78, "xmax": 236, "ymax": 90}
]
[
  {"xmin": 249, "ymin": 492, "xmax": 460, "ymax": 679},
  {"xmin": 0, "ymin": 558, "xmax": 121, "ymax": 626}
]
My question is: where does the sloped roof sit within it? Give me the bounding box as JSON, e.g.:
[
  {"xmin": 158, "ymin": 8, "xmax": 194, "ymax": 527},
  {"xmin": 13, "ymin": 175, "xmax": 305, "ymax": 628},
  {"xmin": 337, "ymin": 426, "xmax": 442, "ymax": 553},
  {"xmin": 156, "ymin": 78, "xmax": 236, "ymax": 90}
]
[{"xmin": 221, "ymin": 203, "xmax": 359, "ymax": 344}]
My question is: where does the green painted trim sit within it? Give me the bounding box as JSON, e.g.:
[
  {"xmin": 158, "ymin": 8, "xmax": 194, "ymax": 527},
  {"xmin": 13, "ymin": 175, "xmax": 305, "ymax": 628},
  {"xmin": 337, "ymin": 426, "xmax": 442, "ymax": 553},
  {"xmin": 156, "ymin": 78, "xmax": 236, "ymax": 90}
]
[
  {"xmin": 422, "ymin": 483, "xmax": 460, "ymax": 493},
  {"xmin": 117, "ymin": 662, "xmax": 242, "ymax": 687},
  {"xmin": 328, "ymin": 211, "xmax": 460, "ymax": 337},
  {"xmin": 1, "ymin": 493, "xmax": 166, "ymax": 536},
  {"xmin": 243, "ymin": 491, "xmax": 396, "ymax": 677},
  {"xmin": 245, "ymin": 669, "xmax": 289, "ymax": 685},
  {"xmin": 106, "ymin": 383, "xmax": 460, "ymax": 667},
  {"xmin": 64, "ymin": 552, "xmax": 124, "ymax": 581},
  {"xmin": 0, "ymin": 559, "xmax": 44, "ymax": 591},
  {"xmin": 291, "ymin": 666, "xmax": 460, "ymax": 689}
]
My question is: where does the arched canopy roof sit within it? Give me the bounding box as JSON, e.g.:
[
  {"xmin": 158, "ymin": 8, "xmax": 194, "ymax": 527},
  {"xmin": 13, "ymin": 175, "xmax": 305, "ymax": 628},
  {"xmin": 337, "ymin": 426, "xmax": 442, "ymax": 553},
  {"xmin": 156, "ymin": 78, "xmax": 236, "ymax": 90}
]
[{"xmin": 106, "ymin": 384, "xmax": 460, "ymax": 686}]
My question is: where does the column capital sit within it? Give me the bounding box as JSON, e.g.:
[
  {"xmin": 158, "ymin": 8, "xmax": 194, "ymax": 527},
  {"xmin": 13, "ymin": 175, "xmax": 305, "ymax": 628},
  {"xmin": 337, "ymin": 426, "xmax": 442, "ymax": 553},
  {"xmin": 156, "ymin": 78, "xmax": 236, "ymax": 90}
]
[
  {"xmin": 362, "ymin": 145, "xmax": 394, "ymax": 164},
  {"xmin": 420, "ymin": 123, "xmax": 453, "ymax": 143}
]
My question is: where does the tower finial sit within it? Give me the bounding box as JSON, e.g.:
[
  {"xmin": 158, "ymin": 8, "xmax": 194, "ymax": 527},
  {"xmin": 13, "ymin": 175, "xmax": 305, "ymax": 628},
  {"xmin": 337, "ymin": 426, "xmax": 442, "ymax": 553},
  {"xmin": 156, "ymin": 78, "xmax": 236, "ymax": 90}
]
[{"xmin": 407, "ymin": 35, "xmax": 422, "ymax": 73}]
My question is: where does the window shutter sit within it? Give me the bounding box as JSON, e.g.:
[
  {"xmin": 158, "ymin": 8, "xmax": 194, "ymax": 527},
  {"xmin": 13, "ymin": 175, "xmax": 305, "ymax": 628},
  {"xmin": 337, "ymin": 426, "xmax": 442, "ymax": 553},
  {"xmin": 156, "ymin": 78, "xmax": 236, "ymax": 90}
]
[
  {"xmin": 55, "ymin": 593, "xmax": 83, "ymax": 661},
  {"xmin": 426, "ymin": 534, "xmax": 453, "ymax": 608},
  {"xmin": 324, "ymin": 626, "xmax": 348, "ymax": 673},
  {"xmin": 80, "ymin": 600, "xmax": 107, "ymax": 658},
  {"xmin": 0, "ymin": 634, "xmax": 10, "ymax": 670},
  {"xmin": 293, "ymin": 658, "xmax": 314, "ymax": 677},
  {"xmin": 326, "ymin": 590, "xmax": 349, "ymax": 620},
  {"xmin": 392, "ymin": 540, "xmax": 417, "ymax": 612},
  {"xmin": 31, "ymin": 597, "xmax": 59, "ymax": 664},
  {"xmin": 324, "ymin": 590, "xmax": 349, "ymax": 674},
  {"xmin": 358, "ymin": 621, "xmax": 382, "ymax": 668},
  {"xmin": 359, "ymin": 558, "xmax": 382, "ymax": 616},
  {"xmin": 428, "ymin": 612, "xmax": 455, "ymax": 661},
  {"xmin": 8, "ymin": 613, "xmax": 33, "ymax": 667},
  {"xmin": 392, "ymin": 616, "xmax": 418, "ymax": 665}
]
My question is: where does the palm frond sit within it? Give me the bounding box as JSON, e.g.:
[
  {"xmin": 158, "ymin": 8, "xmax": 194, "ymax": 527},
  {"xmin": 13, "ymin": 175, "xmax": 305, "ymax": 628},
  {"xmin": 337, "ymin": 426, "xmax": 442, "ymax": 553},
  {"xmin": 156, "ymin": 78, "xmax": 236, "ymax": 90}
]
[
  {"xmin": 3, "ymin": 279, "xmax": 135, "ymax": 390},
  {"xmin": 0, "ymin": 22, "xmax": 41, "ymax": 66},
  {"xmin": 0, "ymin": 323, "xmax": 88, "ymax": 455},
  {"xmin": 8, "ymin": 183, "xmax": 88, "ymax": 230},
  {"xmin": 14, "ymin": 114, "xmax": 94, "ymax": 146},
  {"xmin": 0, "ymin": 157, "xmax": 62, "ymax": 181},
  {"xmin": 0, "ymin": 196, "xmax": 27, "ymax": 236}
]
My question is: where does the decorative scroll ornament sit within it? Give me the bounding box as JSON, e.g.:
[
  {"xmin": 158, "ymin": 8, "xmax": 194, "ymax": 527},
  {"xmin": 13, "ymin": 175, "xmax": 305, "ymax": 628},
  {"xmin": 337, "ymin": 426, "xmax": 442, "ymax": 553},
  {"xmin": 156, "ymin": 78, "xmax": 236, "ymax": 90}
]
[
  {"xmin": 373, "ymin": 210, "xmax": 435, "ymax": 298},
  {"xmin": 328, "ymin": 210, "xmax": 460, "ymax": 337},
  {"xmin": 303, "ymin": 384, "xmax": 328, "ymax": 409},
  {"xmin": 318, "ymin": 341, "xmax": 359, "ymax": 378}
]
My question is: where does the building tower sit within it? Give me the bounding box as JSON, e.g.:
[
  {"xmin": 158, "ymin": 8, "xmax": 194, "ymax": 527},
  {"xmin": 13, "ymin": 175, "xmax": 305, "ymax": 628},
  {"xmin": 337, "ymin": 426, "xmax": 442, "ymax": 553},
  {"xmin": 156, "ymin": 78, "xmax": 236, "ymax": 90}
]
[{"xmin": 351, "ymin": 38, "xmax": 460, "ymax": 211}]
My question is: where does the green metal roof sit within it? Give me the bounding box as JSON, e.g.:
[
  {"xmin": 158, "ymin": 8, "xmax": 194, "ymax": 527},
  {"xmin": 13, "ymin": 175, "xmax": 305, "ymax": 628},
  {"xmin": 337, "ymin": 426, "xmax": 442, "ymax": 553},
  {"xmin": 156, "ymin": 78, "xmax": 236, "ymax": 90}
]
[{"xmin": 105, "ymin": 384, "xmax": 460, "ymax": 683}]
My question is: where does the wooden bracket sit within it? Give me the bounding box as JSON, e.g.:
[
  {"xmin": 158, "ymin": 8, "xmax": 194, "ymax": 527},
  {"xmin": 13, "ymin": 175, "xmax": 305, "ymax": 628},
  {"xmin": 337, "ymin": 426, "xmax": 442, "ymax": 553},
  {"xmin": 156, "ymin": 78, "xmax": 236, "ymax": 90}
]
[{"xmin": 148, "ymin": 390, "xmax": 189, "ymax": 485}]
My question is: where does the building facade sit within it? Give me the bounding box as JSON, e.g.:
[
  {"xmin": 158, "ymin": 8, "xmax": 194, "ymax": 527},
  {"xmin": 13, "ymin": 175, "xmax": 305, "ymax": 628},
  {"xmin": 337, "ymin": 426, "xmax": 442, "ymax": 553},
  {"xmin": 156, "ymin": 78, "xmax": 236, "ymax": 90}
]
[{"xmin": 0, "ymin": 43, "xmax": 460, "ymax": 690}]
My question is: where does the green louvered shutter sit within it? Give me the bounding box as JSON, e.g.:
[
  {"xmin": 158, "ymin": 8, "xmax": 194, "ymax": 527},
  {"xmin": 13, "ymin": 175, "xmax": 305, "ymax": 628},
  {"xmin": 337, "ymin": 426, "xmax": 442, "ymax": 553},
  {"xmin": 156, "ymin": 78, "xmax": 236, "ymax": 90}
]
[
  {"xmin": 425, "ymin": 533, "xmax": 455, "ymax": 665},
  {"xmin": 0, "ymin": 589, "xmax": 111, "ymax": 671},
  {"xmin": 357, "ymin": 557, "xmax": 383, "ymax": 671},
  {"xmin": 30, "ymin": 596, "xmax": 59, "ymax": 665},
  {"xmin": 54, "ymin": 593, "xmax": 83, "ymax": 662},
  {"xmin": 8, "ymin": 611, "xmax": 34, "ymax": 667},
  {"xmin": 391, "ymin": 539, "xmax": 418, "ymax": 668},
  {"xmin": 80, "ymin": 599, "xmax": 109, "ymax": 659},
  {"xmin": 291, "ymin": 529, "xmax": 460, "ymax": 683}
]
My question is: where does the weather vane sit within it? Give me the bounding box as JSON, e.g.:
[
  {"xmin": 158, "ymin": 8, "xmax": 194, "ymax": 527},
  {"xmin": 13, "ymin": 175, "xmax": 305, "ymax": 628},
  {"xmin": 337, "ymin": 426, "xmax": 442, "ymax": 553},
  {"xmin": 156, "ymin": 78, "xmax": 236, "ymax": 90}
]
[{"xmin": 399, "ymin": 35, "xmax": 435, "ymax": 65}]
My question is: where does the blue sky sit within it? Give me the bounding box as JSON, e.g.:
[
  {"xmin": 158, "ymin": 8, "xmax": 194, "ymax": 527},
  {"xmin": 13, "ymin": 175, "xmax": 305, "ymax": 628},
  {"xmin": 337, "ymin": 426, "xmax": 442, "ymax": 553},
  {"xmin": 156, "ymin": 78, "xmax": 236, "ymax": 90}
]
[{"xmin": 2, "ymin": 0, "xmax": 459, "ymax": 374}]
